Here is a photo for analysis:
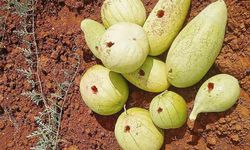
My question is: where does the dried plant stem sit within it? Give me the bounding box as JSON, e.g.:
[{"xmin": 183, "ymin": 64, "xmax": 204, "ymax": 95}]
[
  {"xmin": 54, "ymin": 57, "xmax": 80, "ymax": 149},
  {"xmin": 30, "ymin": 2, "xmax": 48, "ymax": 107},
  {"xmin": 9, "ymin": 0, "xmax": 81, "ymax": 149}
]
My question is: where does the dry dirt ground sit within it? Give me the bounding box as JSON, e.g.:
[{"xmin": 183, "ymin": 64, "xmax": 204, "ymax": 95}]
[{"xmin": 0, "ymin": 0, "xmax": 249, "ymax": 149}]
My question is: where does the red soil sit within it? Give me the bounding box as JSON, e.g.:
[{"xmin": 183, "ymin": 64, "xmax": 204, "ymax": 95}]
[{"xmin": 0, "ymin": 0, "xmax": 249, "ymax": 149}]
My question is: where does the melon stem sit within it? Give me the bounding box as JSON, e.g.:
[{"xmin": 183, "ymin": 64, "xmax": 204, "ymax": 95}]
[{"xmin": 189, "ymin": 107, "xmax": 199, "ymax": 121}]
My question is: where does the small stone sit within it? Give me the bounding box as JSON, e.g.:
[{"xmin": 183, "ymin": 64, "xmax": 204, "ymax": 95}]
[
  {"xmin": 27, "ymin": 114, "xmax": 36, "ymax": 123},
  {"xmin": 216, "ymin": 131, "xmax": 222, "ymax": 136},
  {"xmin": 85, "ymin": 128, "xmax": 91, "ymax": 134},
  {"xmin": 225, "ymin": 117, "xmax": 232, "ymax": 122},
  {"xmin": 51, "ymin": 51, "xmax": 59, "ymax": 59},
  {"xmin": 230, "ymin": 39, "xmax": 240, "ymax": 50},
  {"xmin": 207, "ymin": 137, "xmax": 216, "ymax": 145},
  {"xmin": 215, "ymin": 124, "xmax": 219, "ymax": 129},
  {"xmin": 75, "ymin": 2, "xmax": 84, "ymax": 8},
  {"xmin": 218, "ymin": 127, "xmax": 224, "ymax": 132},
  {"xmin": 58, "ymin": 100, "xmax": 63, "ymax": 107},
  {"xmin": 218, "ymin": 118, "xmax": 226, "ymax": 124},
  {"xmin": 231, "ymin": 120, "xmax": 237, "ymax": 125},
  {"xmin": 187, "ymin": 120, "xmax": 195, "ymax": 129},
  {"xmin": 243, "ymin": 124, "xmax": 249, "ymax": 129},
  {"xmin": 0, "ymin": 121, "xmax": 5, "ymax": 130},
  {"xmin": 0, "ymin": 94, "xmax": 3, "ymax": 102},
  {"xmin": 87, "ymin": 109, "xmax": 93, "ymax": 116},
  {"xmin": 230, "ymin": 134, "xmax": 240, "ymax": 142},
  {"xmin": 240, "ymin": 23, "xmax": 245, "ymax": 29},
  {"xmin": 60, "ymin": 55, "xmax": 67, "ymax": 62},
  {"xmin": 9, "ymin": 82, "xmax": 16, "ymax": 89},
  {"xmin": 100, "ymin": 132, "xmax": 105, "ymax": 138},
  {"xmin": 235, "ymin": 124, "xmax": 242, "ymax": 131},
  {"xmin": 206, "ymin": 124, "xmax": 211, "ymax": 130},
  {"xmin": 224, "ymin": 35, "xmax": 237, "ymax": 42},
  {"xmin": 23, "ymin": 107, "xmax": 30, "ymax": 113},
  {"xmin": 45, "ymin": 81, "xmax": 52, "ymax": 89},
  {"xmin": 7, "ymin": 141, "xmax": 14, "ymax": 148},
  {"xmin": 22, "ymin": 139, "xmax": 28, "ymax": 146},
  {"xmin": 74, "ymin": 103, "xmax": 79, "ymax": 110},
  {"xmin": 5, "ymin": 63, "xmax": 13, "ymax": 69},
  {"xmin": 23, "ymin": 81, "xmax": 32, "ymax": 91},
  {"xmin": 198, "ymin": 128, "xmax": 204, "ymax": 132},
  {"xmin": 85, "ymin": 129, "xmax": 92, "ymax": 137},
  {"xmin": 63, "ymin": 145, "xmax": 79, "ymax": 150}
]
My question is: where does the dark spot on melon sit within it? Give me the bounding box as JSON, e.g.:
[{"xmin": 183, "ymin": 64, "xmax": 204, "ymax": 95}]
[
  {"xmin": 157, "ymin": 107, "xmax": 163, "ymax": 113},
  {"xmin": 124, "ymin": 125, "xmax": 130, "ymax": 133},
  {"xmin": 157, "ymin": 10, "xmax": 165, "ymax": 18},
  {"xmin": 208, "ymin": 82, "xmax": 214, "ymax": 92},
  {"xmin": 106, "ymin": 41, "xmax": 114, "ymax": 47},
  {"xmin": 95, "ymin": 46, "xmax": 99, "ymax": 50},
  {"xmin": 169, "ymin": 69, "xmax": 172, "ymax": 73},
  {"xmin": 91, "ymin": 85, "xmax": 98, "ymax": 94},
  {"xmin": 139, "ymin": 69, "xmax": 145, "ymax": 76},
  {"xmin": 133, "ymin": 38, "xmax": 136, "ymax": 41}
]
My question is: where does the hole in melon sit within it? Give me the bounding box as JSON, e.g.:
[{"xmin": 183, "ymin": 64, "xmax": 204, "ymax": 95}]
[
  {"xmin": 157, "ymin": 10, "xmax": 165, "ymax": 18},
  {"xmin": 208, "ymin": 82, "xmax": 214, "ymax": 92},
  {"xmin": 157, "ymin": 107, "xmax": 163, "ymax": 113},
  {"xmin": 139, "ymin": 69, "xmax": 145, "ymax": 76},
  {"xmin": 106, "ymin": 41, "xmax": 114, "ymax": 47},
  {"xmin": 124, "ymin": 125, "xmax": 130, "ymax": 133},
  {"xmin": 91, "ymin": 85, "xmax": 98, "ymax": 94}
]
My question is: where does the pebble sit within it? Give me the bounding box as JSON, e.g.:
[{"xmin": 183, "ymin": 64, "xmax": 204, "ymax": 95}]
[
  {"xmin": 45, "ymin": 81, "xmax": 52, "ymax": 89},
  {"xmin": 218, "ymin": 118, "xmax": 226, "ymax": 124},
  {"xmin": 51, "ymin": 51, "xmax": 59, "ymax": 59},
  {"xmin": 207, "ymin": 137, "xmax": 217, "ymax": 145},
  {"xmin": 85, "ymin": 128, "xmax": 91, "ymax": 134},
  {"xmin": 60, "ymin": 55, "xmax": 68, "ymax": 62},
  {"xmin": 63, "ymin": 145, "xmax": 79, "ymax": 150},
  {"xmin": 231, "ymin": 120, "xmax": 237, "ymax": 125},
  {"xmin": 187, "ymin": 120, "xmax": 195, "ymax": 129},
  {"xmin": 216, "ymin": 131, "xmax": 222, "ymax": 136},
  {"xmin": 198, "ymin": 128, "xmax": 204, "ymax": 132},
  {"xmin": 74, "ymin": 103, "xmax": 79, "ymax": 110},
  {"xmin": 206, "ymin": 124, "xmax": 211, "ymax": 130},
  {"xmin": 0, "ymin": 121, "xmax": 5, "ymax": 130},
  {"xmin": 100, "ymin": 132, "xmax": 105, "ymax": 138},
  {"xmin": 240, "ymin": 23, "xmax": 245, "ymax": 30},
  {"xmin": 58, "ymin": 100, "xmax": 64, "ymax": 107},
  {"xmin": 230, "ymin": 134, "xmax": 240, "ymax": 142},
  {"xmin": 23, "ymin": 81, "xmax": 32, "ymax": 91},
  {"xmin": 23, "ymin": 107, "xmax": 30, "ymax": 113},
  {"xmin": 0, "ymin": 94, "xmax": 3, "ymax": 102},
  {"xmin": 7, "ymin": 141, "xmax": 14, "ymax": 148},
  {"xmin": 87, "ymin": 109, "xmax": 93, "ymax": 116},
  {"xmin": 235, "ymin": 124, "xmax": 242, "ymax": 131}
]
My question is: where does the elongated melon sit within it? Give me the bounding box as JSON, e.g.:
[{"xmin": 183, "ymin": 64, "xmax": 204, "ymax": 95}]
[
  {"xmin": 80, "ymin": 19, "xmax": 106, "ymax": 59},
  {"xmin": 166, "ymin": 0, "xmax": 227, "ymax": 88},
  {"xmin": 122, "ymin": 57, "xmax": 170, "ymax": 92},
  {"xmin": 143, "ymin": 0, "xmax": 191, "ymax": 56}
]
